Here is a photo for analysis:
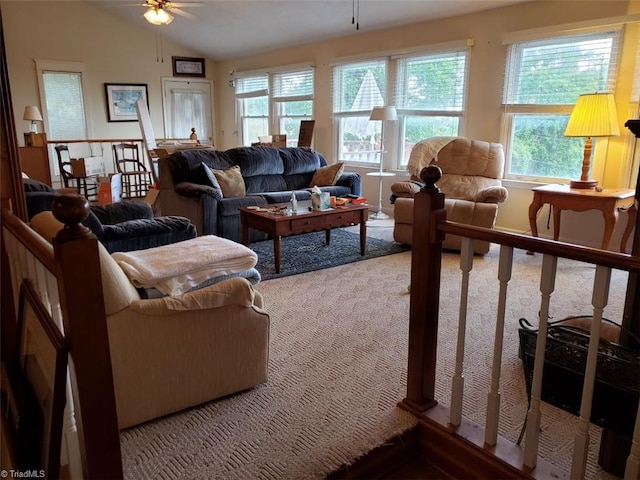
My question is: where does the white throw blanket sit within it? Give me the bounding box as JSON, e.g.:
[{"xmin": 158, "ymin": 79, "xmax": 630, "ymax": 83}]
[
  {"xmin": 112, "ymin": 235, "xmax": 258, "ymax": 296},
  {"xmin": 406, "ymin": 136, "xmax": 460, "ymax": 178}
]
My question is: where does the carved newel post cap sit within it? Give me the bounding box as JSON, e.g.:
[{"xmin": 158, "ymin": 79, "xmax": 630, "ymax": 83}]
[
  {"xmin": 51, "ymin": 194, "xmax": 92, "ymax": 240},
  {"xmin": 420, "ymin": 165, "xmax": 442, "ymax": 193}
]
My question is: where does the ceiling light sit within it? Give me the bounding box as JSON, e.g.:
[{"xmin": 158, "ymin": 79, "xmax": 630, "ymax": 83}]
[{"xmin": 144, "ymin": 7, "xmax": 174, "ymax": 25}]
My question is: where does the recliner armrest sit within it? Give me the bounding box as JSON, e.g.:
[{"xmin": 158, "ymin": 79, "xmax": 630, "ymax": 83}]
[
  {"xmin": 128, "ymin": 277, "xmax": 261, "ymax": 313},
  {"xmin": 91, "ymin": 201, "xmax": 154, "ymax": 224},
  {"xmin": 175, "ymin": 181, "xmax": 222, "ymax": 200},
  {"xmin": 473, "ymin": 186, "xmax": 509, "ymax": 204},
  {"xmin": 335, "ymin": 172, "xmax": 362, "ymax": 196}
]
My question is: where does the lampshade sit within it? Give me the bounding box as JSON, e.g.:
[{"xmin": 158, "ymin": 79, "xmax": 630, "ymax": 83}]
[
  {"xmin": 23, "ymin": 105, "xmax": 42, "ymax": 122},
  {"xmin": 144, "ymin": 7, "xmax": 174, "ymax": 25},
  {"xmin": 369, "ymin": 106, "xmax": 397, "ymax": 121},
  {"xmin": 564, "ymin": 92, "xmax": 620, "ymax": 138}
]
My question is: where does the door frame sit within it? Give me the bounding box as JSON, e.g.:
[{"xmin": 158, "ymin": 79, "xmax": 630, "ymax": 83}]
[{"xmin": 161, "ymin": 77, "xmax": 215, "ymax": 144}]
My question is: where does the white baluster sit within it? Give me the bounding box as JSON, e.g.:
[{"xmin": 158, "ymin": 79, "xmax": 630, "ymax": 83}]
[
  {"xmin": 571, "ymin": 265, "xmax": 611, "ymax": 478},
  {"xmin": 485, "ymin": 245, "xmax": 513, "ymax": 446},
  {"xmin": 624, "ymin": 400, "xmax": 640, "ymax": 479},
  {"xmin": 450, "ymin": 237, "xmax": 474, "ymax": 427},
  {"xmin": 524, "ymin": 254, "xmax": 558, "ymax": 468}
]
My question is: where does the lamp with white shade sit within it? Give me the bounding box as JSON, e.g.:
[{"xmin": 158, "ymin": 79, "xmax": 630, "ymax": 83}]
[
  {"xmin": 23, "ymin": 106, "xmax": 43, "ymax": 133},
  {"xmin": 564, "ymin": 92, "xmax": 620, "ymax": 189},
  {"xmin": 367, "ymin": 105, "xmax": 397, "ymax": 220}
]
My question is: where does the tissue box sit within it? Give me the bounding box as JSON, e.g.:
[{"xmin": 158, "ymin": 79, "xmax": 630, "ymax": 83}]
[{"xmin": 311, "ymin": 192, "xmax": 331, "ymax": 210}]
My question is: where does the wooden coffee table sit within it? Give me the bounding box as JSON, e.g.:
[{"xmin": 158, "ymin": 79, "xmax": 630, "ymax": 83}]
[{"xmin": 240, "ymin": 201, "xmax": 369, "ymax": 273}]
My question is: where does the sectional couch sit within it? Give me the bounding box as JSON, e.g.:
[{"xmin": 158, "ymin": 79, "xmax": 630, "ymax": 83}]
[{"xmin": 158, "ymin": 147, "xmax": 362, "ymax": 243}]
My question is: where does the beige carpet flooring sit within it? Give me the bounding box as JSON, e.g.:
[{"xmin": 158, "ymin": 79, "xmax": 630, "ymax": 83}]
[{"xmin": 120, "ymin": 221, "xmax": 629, "ymax": 479}]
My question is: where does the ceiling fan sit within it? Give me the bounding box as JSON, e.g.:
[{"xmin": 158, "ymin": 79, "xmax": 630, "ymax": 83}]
[{"xmin": 134, "ymin": 0, "xmax": 203, "ymax": 26}]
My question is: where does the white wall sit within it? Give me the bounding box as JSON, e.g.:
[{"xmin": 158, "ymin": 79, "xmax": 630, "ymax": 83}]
[
  {"xmin": 2, "ymin": 1, "xmax": 215, "ymax": 145},
  {"xmin": 3, "ymin": 0, "xmax": 638, "ymax": 250}
]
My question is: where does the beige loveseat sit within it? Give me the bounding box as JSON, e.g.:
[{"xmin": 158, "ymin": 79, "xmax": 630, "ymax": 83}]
[
  {"xmin": 392, "ymin": 137, "xmax": 508, "ymax": 255},
  {"xmin": 31, "ymin": 211, "xmax": 270, "ymax": 429}
]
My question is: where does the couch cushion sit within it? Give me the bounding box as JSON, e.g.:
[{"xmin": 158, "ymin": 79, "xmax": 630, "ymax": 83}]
[
  {"xmin": 279, "ymin": 147, "xmax": 324, "ymax": 175},
  {"xmin": 213, "ymin": 165, "xmax": 246, "ymax": 198},
  {"xmin": 226, "ymin": 147, "xmax": 283, "ymax": 177},
  {"xmin": 244, "ymin": 175, "xmax": 288, "ymax": 194},
  {"xmin": 310, "ymin": 162, "xmax": 345, "ymax": 187},
  {"xmin": 200, "ymin": 163, "xmax": 224, "ymax": 198},
  {"xmin": 165, "ymin": 150, "xmax": 233, "ymax": 186}
]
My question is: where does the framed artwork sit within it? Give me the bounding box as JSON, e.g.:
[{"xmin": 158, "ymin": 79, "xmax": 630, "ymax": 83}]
[
  {"xmin": 172, "ymin": 56, "xmax": 206, "ymax": 77},
  {"xmin": 104, "ymin": 83, "xmax": 149, "ymax": 122},
  {"xmin": 1, "ymin": 279, "xmax": 69, "ymax": 475}
]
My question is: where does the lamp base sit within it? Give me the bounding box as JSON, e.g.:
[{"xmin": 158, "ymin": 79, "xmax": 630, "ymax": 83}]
[{"xmin": 570, "ymin": 179, "xmax": 598, "ymax": 189}]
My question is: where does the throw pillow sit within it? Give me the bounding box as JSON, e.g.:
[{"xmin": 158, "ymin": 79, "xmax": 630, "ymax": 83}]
[
  {"xmin": 213, "ymin": 165, "xmax": 246, "ymax": 198},
  {"xmin": 309, "ymin": 162, "xmax": 344, "ymax": 187},
  {"xmin": 200, "ymin": 163, "xmax": 224, "ymax": 198}
]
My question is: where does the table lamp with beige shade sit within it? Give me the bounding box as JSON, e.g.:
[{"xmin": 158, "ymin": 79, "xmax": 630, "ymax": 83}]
[
  {"xmin": 23, "ymin": 105, "xmax": 43, "ymax": 133},
  {"xmin": 563, "ymin": 92, "xmax": 620, "ymax": 189}
]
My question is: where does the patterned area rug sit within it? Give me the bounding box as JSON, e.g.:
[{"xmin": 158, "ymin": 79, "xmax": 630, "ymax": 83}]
[{"xmin": 251, "ymin": 228, "xmax": 409, "ymax": 280}]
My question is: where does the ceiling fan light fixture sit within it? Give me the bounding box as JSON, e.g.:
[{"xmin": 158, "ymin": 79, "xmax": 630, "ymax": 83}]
[{"xmin": 144, "ymin": 7, "xmax": 174, "ymax": 25}]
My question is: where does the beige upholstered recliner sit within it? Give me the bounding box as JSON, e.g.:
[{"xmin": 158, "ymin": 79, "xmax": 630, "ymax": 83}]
[
  {"xmin": 392, "ymin": 137, "xmax": 508, "ymax": 255},
  {"xmin": 30, "ymin": 211, "xmax": 270, "ymax": 429}
]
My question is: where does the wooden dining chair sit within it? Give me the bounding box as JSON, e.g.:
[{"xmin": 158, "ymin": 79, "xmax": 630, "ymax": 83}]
[
  {"xmin": 54, "ymin": 145, "xmax": 98, "ymax": 200},
  {"xmin": 112, "ymin": 143, "xmax": 153, "ymax": 199}
]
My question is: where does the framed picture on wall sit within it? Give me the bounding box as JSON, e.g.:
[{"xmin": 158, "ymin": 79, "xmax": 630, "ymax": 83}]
[
  {"xmin": 172, "ymin": 56, "xmax": 206, "ymax": 77},
  {"xmin": 104, "ymin": 83, "xmax": 149, "ymax": 122}
]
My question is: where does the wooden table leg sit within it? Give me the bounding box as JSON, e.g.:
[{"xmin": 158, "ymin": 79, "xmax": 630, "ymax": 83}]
[
  {"xmin": 601, "ymin": 207, "xmax": 619, "ymax": 250},
  {"xmin": 360, "ymin": 220, "xmax": 367, "ymax": 255},
  {"xmin": 621, "ymin": 202, "xmax": 638, "ymax": 253},
  {"xmin": 552, "ymin": 206, "xmax": 562, "ymax": 241},
  {"xmin": 242, "ymin": 224, "xmax": 249, "ymax": 246},
  {"xmin": 325, "ymin": 228, "xmax": 331, "ymax": 245},
  {"xmin": 274, "ymin": 235, "xmax": 282, "ymax": 273},
  {"xmin": 528, "ymin": 193, "xmax": 543, "ymax": 239}
]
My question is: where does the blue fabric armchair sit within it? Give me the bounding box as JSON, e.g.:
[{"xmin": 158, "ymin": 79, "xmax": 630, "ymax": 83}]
[{"xmin": 23, "ymin": 179, "xmax": 197, "ymax": 253}]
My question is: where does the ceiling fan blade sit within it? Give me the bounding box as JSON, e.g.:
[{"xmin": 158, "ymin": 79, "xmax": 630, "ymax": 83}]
[
  {"xmin": 171, "ymin": 7, "xmax": 197, "ymax": 19},
  {"xmin": 169, "ymin": 3, "xmax": 204, "ymax": 7}
]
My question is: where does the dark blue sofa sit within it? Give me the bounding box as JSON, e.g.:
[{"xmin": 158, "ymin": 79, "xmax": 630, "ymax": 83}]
[
  {"xmin": 158, "ymin": 147, "xmax": 362, "ymax": 243},
  {"xmin": 24, "ymin": 179, "xmax": 197, "ymax": 253}
]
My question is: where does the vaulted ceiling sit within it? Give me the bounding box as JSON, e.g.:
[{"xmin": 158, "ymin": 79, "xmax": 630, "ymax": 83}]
[{"xmin": 91, "ymin": 0, "xmax": 530, "ymax": 61}]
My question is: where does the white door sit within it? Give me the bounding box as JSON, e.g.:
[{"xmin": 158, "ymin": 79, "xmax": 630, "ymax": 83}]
[{"xmin": 162, "ymin": 78, "xmax": 214, "ymax": 144}]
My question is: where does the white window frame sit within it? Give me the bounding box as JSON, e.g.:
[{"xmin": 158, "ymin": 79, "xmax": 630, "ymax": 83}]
[
  {"xmin": 235, "ymin": 64, "xmax": 314, "ymax": 147},
  {"xmin": 500, "ymin": 25, "xmax": 622, "ymax": 184},
  {"xmin": 331, "ymin": 41, "xmax": 470, "ymax": 170},
  {"xmin": 332, "ymin": 59, "xmax": 388, "ymax": 167},
  {"xmin": 35, "ymin": 59, "xmax": 91, "ymax": 140}
]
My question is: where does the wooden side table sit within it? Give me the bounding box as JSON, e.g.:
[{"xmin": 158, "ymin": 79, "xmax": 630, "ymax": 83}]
[{"xmin": 528, "ymin": 184, "xmax": 635, "ymax": 250}]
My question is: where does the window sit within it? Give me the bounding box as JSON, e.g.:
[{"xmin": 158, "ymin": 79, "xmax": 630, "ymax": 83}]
[
  {"xmin": 395, "ymin": 49, "xmax": 468, "ymax": 167},
  {"xmin": 272, "ymin": 69, "xmax": 314, "ymax": 146},
  {"xmin": 235, "ymin": 67, "xmax": 314, "ymax": 146},
  {"xmin": 236, "ymin": 74, "xmax": 269, "ymax": 146},
  {"xmin": 41, "ymin": 71, "xmax": 88, "ymax": 141},
  {"xmin": 162, "ymin": 78, "xmax": 213, "ymax": 142},
  {"xmin": 501, "ymin": 28, "xmax": 621, "ymax": 182},
  {"xmin": 333, "ymin": 60, "xmax": 387, "ymax": 165},
  {"xmin": 331, "ymin": 46, "xmax": 469, "ymax": 168}
]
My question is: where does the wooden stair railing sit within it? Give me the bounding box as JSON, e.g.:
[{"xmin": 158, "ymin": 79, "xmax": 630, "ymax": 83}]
[
  {"xmin": 1, "ymin": 195, "xmax": 122, "ymax": 479},
  {"xmin": 400, "ymin": 165, "xmax": 640, "ymax": 478}
]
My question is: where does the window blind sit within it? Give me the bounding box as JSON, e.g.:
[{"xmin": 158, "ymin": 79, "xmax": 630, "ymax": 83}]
[
  {"xmin": 396, "ymin": 50, "xmax": 468, "ymax": 112},
  {"xmin": 42, "ymin": 71, "xmax": 87, "ymax": 140},
  {"xmin": 272, "ymin": 68, "xmax": 314, "ymax": 102},
  {"xmin": 235, "ymin": 75, "xmax": 269, "ymax": 99},
  {"xmin": 503, "ymin": 28, "xmax": 622, "ymax": 107},
  {"xmin": 332, "ymin": 60, "xmax": 387, "ymax": 113}
]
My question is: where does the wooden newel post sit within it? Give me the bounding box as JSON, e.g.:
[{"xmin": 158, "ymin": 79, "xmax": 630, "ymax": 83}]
[
  {"xmin": 401, "ymin": 165, "xmax": 446, "ymax": 414},
  {"xmin": 51, "ymin": 195, "xmax": 123, "ymax": 479}
]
